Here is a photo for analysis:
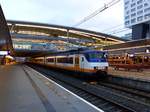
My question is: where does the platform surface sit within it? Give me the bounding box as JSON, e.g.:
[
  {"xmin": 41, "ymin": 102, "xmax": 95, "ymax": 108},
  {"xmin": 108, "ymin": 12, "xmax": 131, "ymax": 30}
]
[
  {"xmin": 0, "ymin": 64, "xmax": 103, "ymax": 112},
  {"xmin": 108, "ymin": 67, "xmax": 150, "ymax": 82}
]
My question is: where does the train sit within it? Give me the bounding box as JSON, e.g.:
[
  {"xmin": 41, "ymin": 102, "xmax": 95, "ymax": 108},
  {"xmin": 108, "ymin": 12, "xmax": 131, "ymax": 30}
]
[{"xmin": 30, "ymin": 50, "xmax": 109, "ymax": 77}]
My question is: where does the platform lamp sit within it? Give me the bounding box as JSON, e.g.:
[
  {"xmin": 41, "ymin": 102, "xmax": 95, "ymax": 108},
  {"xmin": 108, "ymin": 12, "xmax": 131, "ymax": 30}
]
[{"xmin": 146, "ymin": 48, "xmax": 149, "ymax": 53}]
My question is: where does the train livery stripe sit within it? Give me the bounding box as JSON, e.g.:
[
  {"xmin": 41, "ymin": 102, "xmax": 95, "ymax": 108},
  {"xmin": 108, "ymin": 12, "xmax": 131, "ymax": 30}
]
[
  {"xmin": 34, "ymin": 62, "xmax": 99, "ymax": 73},
  {"xmin": 47, "ymin": 63, "xmax": 97, "ymax": 73}
]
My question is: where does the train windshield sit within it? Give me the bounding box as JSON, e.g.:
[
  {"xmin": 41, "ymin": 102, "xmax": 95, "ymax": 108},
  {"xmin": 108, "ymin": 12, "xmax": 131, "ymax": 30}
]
[
  {"xmin": 84, "ymin": 51, "xmax": 107, "ymax": 62},
  {"xmin": 88, "ymin": 53, "xmax": 105, "ymax": 59}
]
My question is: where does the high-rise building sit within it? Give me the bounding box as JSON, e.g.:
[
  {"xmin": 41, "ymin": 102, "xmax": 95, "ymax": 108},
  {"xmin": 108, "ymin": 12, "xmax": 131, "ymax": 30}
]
[{"xmin": 124, "ymin": 0, "xmax": 150, "ymax": 39}]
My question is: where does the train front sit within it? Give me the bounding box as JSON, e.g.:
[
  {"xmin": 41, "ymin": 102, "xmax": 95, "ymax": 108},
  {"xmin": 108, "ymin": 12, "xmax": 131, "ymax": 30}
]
[{"xmin": 83, "ymin": 50, "xmax": 108, "ymax": 76}]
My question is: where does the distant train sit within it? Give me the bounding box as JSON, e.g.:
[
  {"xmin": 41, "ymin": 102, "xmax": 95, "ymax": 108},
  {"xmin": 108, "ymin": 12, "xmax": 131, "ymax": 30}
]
[
  {"xmin": 30, "ymin": 50, "xmax": 109, "ymax": 77},
  {"xmin": 108, "ymin": 52, "xmax": 150, "ymax": 70}
]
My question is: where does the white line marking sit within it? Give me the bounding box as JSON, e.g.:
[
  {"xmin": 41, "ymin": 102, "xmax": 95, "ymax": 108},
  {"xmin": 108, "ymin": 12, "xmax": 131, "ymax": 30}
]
[{"xmin": 25, "ymin": 65, "xmax": 104, "ymax": 112}]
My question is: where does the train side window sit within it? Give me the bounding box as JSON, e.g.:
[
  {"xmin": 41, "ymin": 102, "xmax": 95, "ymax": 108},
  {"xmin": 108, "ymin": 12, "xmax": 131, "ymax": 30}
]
[
  {"xmin": 68, "ymin": 57, "xmax": 73, "ymax": 64},
  {"xmin": 81, "ymin": 57, "xmax": 84, "ymax": 62},
  {"xmin": 47, "ymin": 58, "xmax": 54, "ymax": 62}
]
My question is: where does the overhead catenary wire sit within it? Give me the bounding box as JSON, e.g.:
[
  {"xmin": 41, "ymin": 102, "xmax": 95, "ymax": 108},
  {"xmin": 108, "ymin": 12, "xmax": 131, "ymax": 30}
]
[
  {"xmin": 106, "ymin": 27, "xmax": 129, "ymax": 33},
  {"xmin": 73, "ymin": 0, "xmax": 121, "ymax": 27},
  {"xmin": 109, "ymin": 28, "xmax": 131, "ymax": 35},
  {"xmin": 102, "ymin": 24, "xmax": 124, "ymax": 32}
]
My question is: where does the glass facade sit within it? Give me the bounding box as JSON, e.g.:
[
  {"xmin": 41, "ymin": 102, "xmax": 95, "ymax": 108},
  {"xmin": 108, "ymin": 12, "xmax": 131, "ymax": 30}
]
[{"xmin": 124, "ymin": 0, "xmax": 150, "ymax": 27}]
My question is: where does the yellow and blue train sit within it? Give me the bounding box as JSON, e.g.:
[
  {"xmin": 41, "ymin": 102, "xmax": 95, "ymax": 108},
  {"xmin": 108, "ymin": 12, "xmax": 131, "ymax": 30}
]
[{"xmin": 31, "ymin": 50, "xmax": 109, "ymax": 77}]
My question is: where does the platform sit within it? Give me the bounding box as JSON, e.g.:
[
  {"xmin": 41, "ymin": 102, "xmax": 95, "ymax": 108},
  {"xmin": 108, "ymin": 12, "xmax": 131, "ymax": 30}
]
[
  {"xmin": 108, "ymin": 67, "xmax": 150, "ymax": 82},
  {"xmin": 0, "ymin": 64, "xmax": 103, "ymax": 112}
]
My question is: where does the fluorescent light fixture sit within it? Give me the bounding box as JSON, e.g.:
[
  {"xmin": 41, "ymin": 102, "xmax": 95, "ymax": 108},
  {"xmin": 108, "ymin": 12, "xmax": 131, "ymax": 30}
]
[
  {"xmin": 146, "ymin": 49, "xmax": 149, "ymax": 53},
  {"xmin": 5, "ymin": 55, "xmax": 14, "ymax": 59},
  {"xmin": 129, "ymin": 54, "xmax": 134, "ymax": 57},
  {"xmin": 0, "ymin": 51, "xmax": 8, "ymax": 55}
]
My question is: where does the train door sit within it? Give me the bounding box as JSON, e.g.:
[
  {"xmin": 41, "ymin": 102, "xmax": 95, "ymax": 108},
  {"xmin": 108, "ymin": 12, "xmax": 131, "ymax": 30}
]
[
  {"xmin": 44, "ymin": 56, "xmax": 46, "ymax": 64},
  {"xmin": 80, "ymin": 56, "xmax": 84, "ymax": 72},
  {"xmin": 75, "ymin": 56, "xmax": 79, "ymax": 72},
  {"xmin": 54, "ymin": 56, "xmax": 56, "ymax": 65}
]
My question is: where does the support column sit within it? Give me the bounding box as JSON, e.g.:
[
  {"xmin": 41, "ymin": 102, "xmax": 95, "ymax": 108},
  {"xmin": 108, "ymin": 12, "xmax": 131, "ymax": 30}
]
[{"xmin": 67, "ymin": 29, "xmax": 69, "ymax": 50}]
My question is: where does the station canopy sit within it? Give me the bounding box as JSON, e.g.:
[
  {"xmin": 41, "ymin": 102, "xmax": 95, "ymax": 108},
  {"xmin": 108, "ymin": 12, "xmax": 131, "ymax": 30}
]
[
  {"xmin": 104, "ymin": 39, "xmax": 150, "ymax": 55},
  {"xmin": 6, "ymin": 20, "xmax": 126, "ymax": 57}
]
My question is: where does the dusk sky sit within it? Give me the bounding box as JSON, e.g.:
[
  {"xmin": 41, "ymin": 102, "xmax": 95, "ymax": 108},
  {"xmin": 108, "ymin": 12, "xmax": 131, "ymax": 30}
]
[{"xmin": 0, "ymin": 0, "xmax": 131, "ymax": 36}]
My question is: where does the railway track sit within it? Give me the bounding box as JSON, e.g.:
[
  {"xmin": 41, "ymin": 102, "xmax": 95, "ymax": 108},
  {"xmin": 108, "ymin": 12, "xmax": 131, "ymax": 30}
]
[
  {"xmin": 27, "ymin": 64, "xmax": 150, "ymax": 112},
  {"xmin": 98, "ymin": 81, "xmax": 150, "ymax": 103}
]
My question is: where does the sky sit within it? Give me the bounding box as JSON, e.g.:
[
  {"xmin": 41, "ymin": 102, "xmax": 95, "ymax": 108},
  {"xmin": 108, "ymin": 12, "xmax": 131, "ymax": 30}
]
[{"xmin": 0, "ymin": 0, "xmax": 131, "ymax": 37}]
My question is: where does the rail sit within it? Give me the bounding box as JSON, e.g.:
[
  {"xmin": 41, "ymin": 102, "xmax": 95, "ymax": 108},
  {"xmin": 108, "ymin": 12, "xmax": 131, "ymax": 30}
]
[{"xmin": 26, "ymin": 63, "xmax": 150, "ymax": 112}]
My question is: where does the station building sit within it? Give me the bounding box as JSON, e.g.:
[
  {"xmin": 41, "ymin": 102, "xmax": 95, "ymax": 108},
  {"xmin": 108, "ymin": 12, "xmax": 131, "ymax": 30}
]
[{"xmin": 124, "ymin": 0, "xmax": 150, "ymax": 39}]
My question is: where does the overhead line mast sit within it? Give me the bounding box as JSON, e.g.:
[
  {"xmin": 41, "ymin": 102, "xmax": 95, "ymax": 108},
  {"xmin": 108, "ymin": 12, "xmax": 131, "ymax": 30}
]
[{"xmin": 73, "ymin": 0, "xmax": 121, "ymax": 27}]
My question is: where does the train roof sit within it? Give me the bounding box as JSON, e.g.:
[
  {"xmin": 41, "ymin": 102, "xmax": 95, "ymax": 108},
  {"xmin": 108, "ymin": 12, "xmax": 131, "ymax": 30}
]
[
  {"xmin": 33, "ymin": 49, "xmax": 107, "ymax": 59},
  {"xmin": 81, "ymin": 50, "xmax": 106, "ymax": 53},
  {"xmin": 51, "ymin": 49, "xmax": 106, "ymax": 56}
]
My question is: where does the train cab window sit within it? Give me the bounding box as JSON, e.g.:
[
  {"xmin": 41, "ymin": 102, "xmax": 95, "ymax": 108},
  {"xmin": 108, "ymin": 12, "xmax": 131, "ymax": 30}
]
[{"xmin": 81, "ymin": 57, "xmax": 84, "ymax": 62}]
